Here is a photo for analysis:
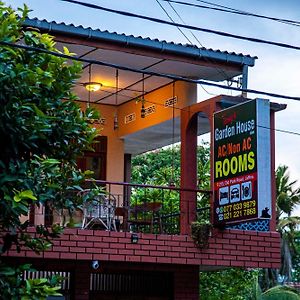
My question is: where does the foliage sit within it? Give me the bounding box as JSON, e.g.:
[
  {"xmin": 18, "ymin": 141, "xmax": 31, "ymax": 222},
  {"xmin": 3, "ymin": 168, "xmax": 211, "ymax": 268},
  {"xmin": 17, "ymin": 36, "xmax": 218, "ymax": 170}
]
[
  {"xmin": 260, "ymin": 165, "xmax": 300, "ymax": 290},
  {"xmin": 0, "ymin": 263, "xmax": 63, "ymax": 300},
  {"xmin": 259, "ymin": 285, "xmax": 300, "ymax": 300},
  {"xmin": 292, "ymin": 232, "xmax": 300, "ymax": 283},
  {"xmin": 277, "ymin": 166, "xmax": 300, "ymax": 285},
  {"xmin": 191, "ymin": 219, "xmax": 212, "ymax": 248},
  {"xmin": 131, "ymin": 142, "xmax": 210, "ymax": 187},
  {"xmin": 131, "ymin": 142, "xmax": 210, "ymax": 233},
  {"xmin": 199, "ymin": 268, "xmax": 259, "ymax": 300},
  {"xmin": 276, "ymin": 165, "xmax": 300, "ymax": 219},
  {"xmin": 200, "ymin": 271, "xmax": 300, "ymax": 300},
  {"xmin": 0, "ymin": 2, "xmax": 98, "ymax": 298}
]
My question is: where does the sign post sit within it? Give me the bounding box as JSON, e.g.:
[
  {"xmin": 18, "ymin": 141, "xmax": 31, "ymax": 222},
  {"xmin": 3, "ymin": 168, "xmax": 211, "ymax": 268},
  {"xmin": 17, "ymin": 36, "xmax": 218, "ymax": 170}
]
[{"xmin": 213, "ymin": 99, "xmax": 271, "ymax": 227}]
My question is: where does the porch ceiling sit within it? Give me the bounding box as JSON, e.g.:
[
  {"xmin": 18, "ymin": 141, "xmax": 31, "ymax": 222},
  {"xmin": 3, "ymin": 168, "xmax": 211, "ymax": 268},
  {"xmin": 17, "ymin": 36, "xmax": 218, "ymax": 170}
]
[
  {"xmin": 55, "ymin": 41, "xmax": 244, "ymax": 106},
  {"xmin": 23, "ymin": 17, "xmax": 256, "ymax": 155},
  {"xmin": 123, "ymin": 113, "xmax": 210, "ymax": 155},
  {"xmin": 53, "ymin": 39, "xmax": 242, "ymax": 154}
]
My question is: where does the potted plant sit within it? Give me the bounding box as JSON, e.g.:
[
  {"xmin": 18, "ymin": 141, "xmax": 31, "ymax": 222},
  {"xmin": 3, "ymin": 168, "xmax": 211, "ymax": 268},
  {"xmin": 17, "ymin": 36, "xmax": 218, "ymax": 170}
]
[{"xmin": 191, "ymin": 220, "xmax": 212, "ymax": 248}]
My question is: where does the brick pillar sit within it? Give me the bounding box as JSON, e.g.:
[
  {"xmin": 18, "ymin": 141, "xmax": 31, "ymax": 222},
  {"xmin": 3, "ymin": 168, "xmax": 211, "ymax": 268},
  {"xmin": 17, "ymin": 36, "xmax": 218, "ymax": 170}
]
[
  {"xmin": 174, "ymin": 266, "xmax": 199, "ymax": 300},
  {"xmin": 180, "ymin": 111, "xmax": 198, "ymax": 235},
  {"xmin": 73, "ymin": 263, "xmax": 90, "ymax": 300}
]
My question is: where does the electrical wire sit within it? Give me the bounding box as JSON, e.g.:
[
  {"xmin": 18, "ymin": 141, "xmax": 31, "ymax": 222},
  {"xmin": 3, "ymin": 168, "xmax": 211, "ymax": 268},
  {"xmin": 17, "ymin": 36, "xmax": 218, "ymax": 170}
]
[
  {"xmin": 258, "ymin": 125, "xmax": 300, "ymax": 138},
  {"xmin": 166, "ymin": 0, "xmax": 203, "ymax": 46},
  {"xmin": 213, "ymin": 114, "xmax": 300, "ymax": 140},
  {"xmin": 60, "ymin": 0, "xmax": 300, "ymax": 51},
  {"xmin": 162, "ymin": 0, "xmax": 300, "ymax": 27},
  {"xmin": 155, "ymin": 0, "xmax": 194, "ymax": 45},
  {"xmin": 6, "ymin": 39, "xmax": 299, "ymax": 138},
  {"xmin": 156, "ymin": 0, "xmax": 219, "ymax": 96},
  {"xmin": 2, "ymin": 40, "xmax": 300, "ymax": 102}
]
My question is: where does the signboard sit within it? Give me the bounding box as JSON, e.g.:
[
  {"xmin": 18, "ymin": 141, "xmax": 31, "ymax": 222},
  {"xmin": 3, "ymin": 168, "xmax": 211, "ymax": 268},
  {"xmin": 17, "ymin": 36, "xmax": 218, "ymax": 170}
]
[{"xmin": 213, "ymin": 99, "xmax": 271, "ymax": 226}]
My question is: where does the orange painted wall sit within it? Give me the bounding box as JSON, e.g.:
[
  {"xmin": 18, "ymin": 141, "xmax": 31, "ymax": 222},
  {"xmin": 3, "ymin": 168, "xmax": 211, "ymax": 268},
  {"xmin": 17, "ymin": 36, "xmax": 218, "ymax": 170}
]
[
  {"xmin": 117, "ymin": 81, "xmax": 197, "ymax": 137},
  {"xmin": 78, "ymin": 81, "xmax": 197, "ymax": 200},
  {"xmin": 80, "ymin": 103, "xmax": 124, "ymax": 199}
]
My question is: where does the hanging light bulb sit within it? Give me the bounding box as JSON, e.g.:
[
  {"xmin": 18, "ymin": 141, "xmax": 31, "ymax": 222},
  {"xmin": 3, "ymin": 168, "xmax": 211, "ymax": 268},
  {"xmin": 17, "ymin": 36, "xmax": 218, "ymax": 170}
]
[
  {"xmin": 141, "ymin": 102, "xmax": 146, "ymax": 118},
  {"xmin": 140, "ymin": 74, "xmax": 146, "ymax": 118},
  {"xmin": 169, "ymin": 81, "xmax": 176, "ymax": 187},
  {"xmin": 84, "ymin": 82, "xmax": 102, "ymax": 92},
  {"xmin": 114, "ymin": 112, "xmax": 118, "ymax": 130},
  {"xmin": 114, "ymin": 69, "xmax": 119, "ymax": 130}
]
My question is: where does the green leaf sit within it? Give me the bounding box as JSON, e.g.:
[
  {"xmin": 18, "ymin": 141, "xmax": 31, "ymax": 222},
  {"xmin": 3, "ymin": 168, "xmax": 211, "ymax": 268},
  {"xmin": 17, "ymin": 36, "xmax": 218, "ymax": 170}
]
[
  {"xmin": 14, "ymin": 190, "xmax": 37, "ymax": 202},
  {"xmin": 0, "ymin": 266, "xmax": 16, "ymax": 276}
]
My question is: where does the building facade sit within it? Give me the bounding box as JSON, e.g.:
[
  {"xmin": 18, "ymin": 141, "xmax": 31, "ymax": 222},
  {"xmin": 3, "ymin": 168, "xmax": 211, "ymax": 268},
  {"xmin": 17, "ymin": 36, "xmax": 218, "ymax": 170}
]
[{"xmin": 2, "ymin": 18, "xmax": 283, "ymax": 300}]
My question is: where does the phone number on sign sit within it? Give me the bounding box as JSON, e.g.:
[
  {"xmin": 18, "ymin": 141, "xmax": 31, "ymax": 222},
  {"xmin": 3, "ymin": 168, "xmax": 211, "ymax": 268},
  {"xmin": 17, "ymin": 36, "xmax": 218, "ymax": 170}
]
[{"xmin": 223, "ymin": 200, "xmax": 256, "ymax": 220}]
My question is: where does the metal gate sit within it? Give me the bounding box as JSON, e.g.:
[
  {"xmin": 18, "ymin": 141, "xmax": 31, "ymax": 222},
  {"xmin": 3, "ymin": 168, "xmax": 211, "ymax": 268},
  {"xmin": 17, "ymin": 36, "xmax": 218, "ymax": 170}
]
[{"xmin": 89, "ymin": 271, "xmax": 173, "ymax": 300}]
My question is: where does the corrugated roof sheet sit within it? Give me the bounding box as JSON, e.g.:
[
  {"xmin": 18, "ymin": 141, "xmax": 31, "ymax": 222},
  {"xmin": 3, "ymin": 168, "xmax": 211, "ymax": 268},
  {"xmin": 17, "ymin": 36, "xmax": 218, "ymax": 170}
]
[{"xmin": 24, "ymin": 18, "xmax": 257, "ymax": 66}]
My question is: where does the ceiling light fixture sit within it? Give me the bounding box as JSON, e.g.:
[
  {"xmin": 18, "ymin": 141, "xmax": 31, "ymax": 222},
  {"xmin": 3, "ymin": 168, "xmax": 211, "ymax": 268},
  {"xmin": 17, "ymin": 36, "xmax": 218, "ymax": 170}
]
[{"xmin": 84, "ymin": 82, "xmax": 102, "ymax": 92}]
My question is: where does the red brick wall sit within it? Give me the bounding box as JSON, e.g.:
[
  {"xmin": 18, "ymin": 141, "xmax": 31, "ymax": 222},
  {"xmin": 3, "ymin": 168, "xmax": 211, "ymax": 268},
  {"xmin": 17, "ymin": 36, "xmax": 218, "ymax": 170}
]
[{"xmin": 4, "ymin": 227, "xmax": 281, "ymax": 269}]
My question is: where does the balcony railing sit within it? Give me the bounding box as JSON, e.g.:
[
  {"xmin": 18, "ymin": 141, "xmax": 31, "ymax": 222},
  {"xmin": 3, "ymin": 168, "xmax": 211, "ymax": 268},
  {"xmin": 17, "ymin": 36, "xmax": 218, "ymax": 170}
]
[
  {"xmin": 34, "ymin": 180, "xmax": 211, "ymax": 235},
  {"xmin": 82, "ymin": 180, "xmax": 211, "ymax": 235}
]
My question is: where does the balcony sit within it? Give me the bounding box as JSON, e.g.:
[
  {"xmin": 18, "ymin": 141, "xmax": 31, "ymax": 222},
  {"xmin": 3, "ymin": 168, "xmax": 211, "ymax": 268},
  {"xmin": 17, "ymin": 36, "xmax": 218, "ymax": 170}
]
[
  {"xmin": 41, "ymin": 180, "xmax": 210, "ymax": 236},
  {"xmin": 10, "ymin": 179, "xmax": 280, "ymax": 272}
]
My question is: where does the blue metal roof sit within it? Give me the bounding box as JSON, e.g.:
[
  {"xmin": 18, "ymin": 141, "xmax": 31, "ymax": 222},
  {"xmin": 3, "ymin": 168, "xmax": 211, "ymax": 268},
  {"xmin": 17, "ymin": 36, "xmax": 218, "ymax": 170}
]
[{"xmin": 24, "ymin": 18, "xmax": 256, "ymax": 67}]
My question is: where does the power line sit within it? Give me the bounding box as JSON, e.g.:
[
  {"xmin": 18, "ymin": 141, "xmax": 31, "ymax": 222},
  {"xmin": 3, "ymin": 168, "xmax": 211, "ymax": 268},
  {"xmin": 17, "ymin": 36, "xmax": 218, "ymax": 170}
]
[
  {"xmin": 60, "ymin": 0, "xmax": 300, "ymax": 51},
  {"xmin": 3, "ymin": 42, "xmax": 300, "ymax": 139},
  {"xmin": 155, "ymin": 0, "xmax": 194, "ymax": 45},
  {"xmin": 155, "ymin": 0, "xmax": 219, "ymax": 96},
  {"xmin": 162, "ymin": 0, "xmax": 300, "ymax": 27},
  {"xmin": 165, "ymin": 0, "xmax": 203, "ymax": 47},
  {"xmin": 258, "ymin": 125, "xmax": 300, "ymax": 138},
  {"xmin": 2, "ymin": 40, "xmax": 300, "ymax": 102},
  {"xmin": 215, "ymin": 115, "xmax": 300, "ymax": 139},
  {"xmin": 162, "ymin": 0, "xmax": 221, "ymax": 95}
]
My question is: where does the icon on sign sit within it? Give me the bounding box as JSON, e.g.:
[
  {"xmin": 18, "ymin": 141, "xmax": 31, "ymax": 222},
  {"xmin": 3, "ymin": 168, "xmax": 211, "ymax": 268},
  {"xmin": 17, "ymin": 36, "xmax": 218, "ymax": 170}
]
[
  {"xmin": 219, "ymin": 186, "xmax": 229, "ymax": 205},
  {"xmin": 241, "ymin": 181, "xmax": 252, "ymax": 200},
  {"xmin": 261, "ymin": 207, "xmax": 271, "ymax": 218},
  {"xmin": 230, "ymin": 184, "xmax": 240, "ymax": 203}
]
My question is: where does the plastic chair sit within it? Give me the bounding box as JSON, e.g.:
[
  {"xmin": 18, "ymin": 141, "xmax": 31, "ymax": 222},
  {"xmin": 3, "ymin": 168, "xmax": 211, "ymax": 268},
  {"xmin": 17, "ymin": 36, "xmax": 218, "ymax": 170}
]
[{"xmin": 81, "ymin": 191, "xmax": 117, "ymax": 231}]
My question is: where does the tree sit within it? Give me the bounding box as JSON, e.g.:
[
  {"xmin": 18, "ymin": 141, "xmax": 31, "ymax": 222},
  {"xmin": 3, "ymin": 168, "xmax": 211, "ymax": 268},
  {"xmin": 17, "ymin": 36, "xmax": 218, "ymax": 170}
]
[
  {"xmin": 199, "ymin": 267, "xmax": 259, "ymax": 300},
  {"xmin": 258, "ymin": 285, "xmax": 300, "ymax": 300},
  {"xmin": 260, "ymin": 165, "xmax": 300, "ymax": 290},
  {"xmin": 132, "ymin": 142, "xmax": 210, "ymax": 188},
  {"xmin": 276, "ymin": 165, "xmax": 300, "ymax": 219},
  {"xmin": 0, "ymin": 3, "xmax": 97, "ymax": 298},
  {"xmin": 131, "ymin": 142, "xmax": 210, "ymax": 233},
  {"xmin": 276, "ymin": 165, "xmax": 300, "ymax": 284}
]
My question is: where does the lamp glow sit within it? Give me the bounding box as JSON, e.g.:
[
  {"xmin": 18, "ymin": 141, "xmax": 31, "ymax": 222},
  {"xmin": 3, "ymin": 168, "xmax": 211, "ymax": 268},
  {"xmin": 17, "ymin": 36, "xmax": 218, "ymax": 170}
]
[{"xmin": 84, "ymin": 82, "xmax": 102, "ymax": 92}]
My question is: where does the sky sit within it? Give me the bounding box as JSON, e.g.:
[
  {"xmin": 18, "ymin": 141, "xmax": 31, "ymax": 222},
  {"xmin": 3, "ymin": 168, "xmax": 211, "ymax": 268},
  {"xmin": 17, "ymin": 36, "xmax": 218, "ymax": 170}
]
[{"xmin": 4, "ymin": 0, "xmax": 300, "ymax": 210}]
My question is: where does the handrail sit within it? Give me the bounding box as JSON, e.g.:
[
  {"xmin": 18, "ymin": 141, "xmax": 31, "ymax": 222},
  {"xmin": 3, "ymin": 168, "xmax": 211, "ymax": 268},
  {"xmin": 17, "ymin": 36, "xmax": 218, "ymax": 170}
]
[
  {"xmin": 160, "ymin": 206, "xmax": 210, "ymax": 219},
  {"xmin": 86, "ymin": 179, "xmax": 212, "ymax": 194}
]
